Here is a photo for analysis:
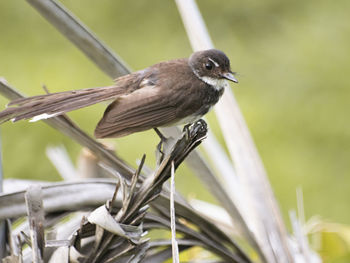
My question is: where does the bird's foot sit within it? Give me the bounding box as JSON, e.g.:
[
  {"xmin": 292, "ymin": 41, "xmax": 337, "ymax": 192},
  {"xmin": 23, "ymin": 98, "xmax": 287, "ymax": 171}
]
[
  {"xmin": 183, "ymin": 119, "xmax": 207, "ymax": 140},
  {"xmin": 183, "ymin": 123, "xmax": 191, "ymax": 140}
]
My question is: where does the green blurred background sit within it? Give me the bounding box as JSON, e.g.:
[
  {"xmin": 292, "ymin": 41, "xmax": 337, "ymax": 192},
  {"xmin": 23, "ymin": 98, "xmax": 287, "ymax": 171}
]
[{"xmin": 0, "ymin": 0, "xmax": 349, "ymax": 229}]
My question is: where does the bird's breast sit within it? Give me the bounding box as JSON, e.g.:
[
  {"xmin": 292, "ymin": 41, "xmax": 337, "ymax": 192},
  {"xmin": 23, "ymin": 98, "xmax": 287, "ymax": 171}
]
[
  {"xmin": 203, "ymin": 83, "xmax": 225, "ymax": 105},
  {"xmin": 173, "ymin": 81, "xmax": 225, "ymax": 125}
]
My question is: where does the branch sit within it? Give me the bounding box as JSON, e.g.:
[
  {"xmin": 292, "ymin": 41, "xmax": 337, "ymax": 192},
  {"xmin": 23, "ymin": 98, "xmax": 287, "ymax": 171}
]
[{"xmin": 26, "ymin": 0, "xmax": 130, "ymax": 79}]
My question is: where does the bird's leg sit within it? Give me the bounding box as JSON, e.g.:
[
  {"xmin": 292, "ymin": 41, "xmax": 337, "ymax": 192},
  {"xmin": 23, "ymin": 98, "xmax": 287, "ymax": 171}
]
[
  {"xmin": 183, "ymin": 123, "xmax": 192, "ymax": 140},
  {"xmin": 154, "ymin": 128, "xmax": 166, "ymax": 163},
  {"xmin": 154, "ymin": 127, "xmax": 166, "ymax": 142}
]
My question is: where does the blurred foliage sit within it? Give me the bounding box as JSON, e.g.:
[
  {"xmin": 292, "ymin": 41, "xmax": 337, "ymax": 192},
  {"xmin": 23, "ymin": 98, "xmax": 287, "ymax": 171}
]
[
  {"xmin": 309, "ymin": 220, "xmax": 350, "ymax": 262},
  {"xmin": 0, "ymin": 1, "xmax": 349, "ymax": 260}
]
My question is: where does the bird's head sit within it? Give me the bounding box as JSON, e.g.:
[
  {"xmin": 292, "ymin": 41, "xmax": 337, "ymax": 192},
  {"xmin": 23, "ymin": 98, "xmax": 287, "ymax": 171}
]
[{"xmin": 189, "ymin": 49, "xmax": 238, "ymax": 85}]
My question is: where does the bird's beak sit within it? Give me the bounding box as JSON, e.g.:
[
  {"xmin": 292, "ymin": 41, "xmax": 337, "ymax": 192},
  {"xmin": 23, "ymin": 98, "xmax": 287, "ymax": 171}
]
[{"xmin": 222, "ymin": 71, "xmax": 238, "ymax": 83}]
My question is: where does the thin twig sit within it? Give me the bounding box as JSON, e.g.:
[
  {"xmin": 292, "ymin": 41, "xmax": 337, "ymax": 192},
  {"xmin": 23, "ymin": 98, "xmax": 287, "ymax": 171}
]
[{"xmin": 170, "ymin": 161, "xmax": 179, "ymax": 263}]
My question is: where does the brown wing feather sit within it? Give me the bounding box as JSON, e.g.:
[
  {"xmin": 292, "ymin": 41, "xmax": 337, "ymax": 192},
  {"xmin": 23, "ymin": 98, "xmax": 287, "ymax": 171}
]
[
  {"xmin": 0, "ymin": 71, "xmax": 147, "ymax": 123},
  {"xmin": 94, "ymin": 86, "xmax": 179, "ymax": 138},
  {"xmin": 0, "ymin": 86, "xmax": 119, "ymax": 123}
]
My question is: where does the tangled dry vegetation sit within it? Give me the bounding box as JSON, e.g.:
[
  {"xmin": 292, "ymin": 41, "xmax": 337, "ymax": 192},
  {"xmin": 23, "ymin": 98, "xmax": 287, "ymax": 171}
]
[{"xmin": 0, "ymin": 98, "xmax": 246, "ymax": 262}]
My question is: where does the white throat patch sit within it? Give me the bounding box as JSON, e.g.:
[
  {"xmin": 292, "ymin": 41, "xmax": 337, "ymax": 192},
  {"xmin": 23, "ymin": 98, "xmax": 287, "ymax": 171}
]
[
  {"xmin": 190, "ymin": 64, "xmax": 228, "ymax": 91},
  {"xmin": 199, "ymin": 76, "xmax": 228, "ymax": 91}
]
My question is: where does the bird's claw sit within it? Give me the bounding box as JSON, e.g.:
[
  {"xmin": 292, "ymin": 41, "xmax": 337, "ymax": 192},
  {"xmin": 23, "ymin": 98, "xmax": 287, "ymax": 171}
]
[
  {"xmin": 183, "ymin": 123, "xmax": 191, "ymax": 140},
  {"xmin": 183, "ymin": 119, "xmax": 208, "ymax": 140}
]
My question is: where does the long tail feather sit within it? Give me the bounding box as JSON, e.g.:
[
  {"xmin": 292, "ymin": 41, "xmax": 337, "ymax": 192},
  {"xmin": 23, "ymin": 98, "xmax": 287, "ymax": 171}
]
[{"xmin": 0, "ymin": 85, "xmax": 125, "ymax": 123}]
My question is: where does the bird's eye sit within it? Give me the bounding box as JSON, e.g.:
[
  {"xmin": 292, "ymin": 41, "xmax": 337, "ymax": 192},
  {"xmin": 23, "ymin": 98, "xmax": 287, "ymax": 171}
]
[{"xmin": 205, "ymin": 62, "xmax": 213, "ymax": 70}]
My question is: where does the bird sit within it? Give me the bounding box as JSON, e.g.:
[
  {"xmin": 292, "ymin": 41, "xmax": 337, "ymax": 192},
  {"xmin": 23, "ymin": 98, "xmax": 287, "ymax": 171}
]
[{"xmin": 0, "ymin": 49, "xmax": 238, "ymax": 139}]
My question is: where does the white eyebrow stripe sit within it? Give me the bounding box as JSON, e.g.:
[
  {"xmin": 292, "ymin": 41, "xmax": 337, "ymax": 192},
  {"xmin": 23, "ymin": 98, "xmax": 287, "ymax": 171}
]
[{"xmin": 208, "ymin": 58, "xmax": 219, "ymax": 67}]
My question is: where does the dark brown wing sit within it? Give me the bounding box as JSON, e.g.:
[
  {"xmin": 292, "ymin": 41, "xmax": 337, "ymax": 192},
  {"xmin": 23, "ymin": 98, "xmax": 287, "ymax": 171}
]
[{"xmin": 94, "ymin": 85, "xmax": 179, "ymax": 138}]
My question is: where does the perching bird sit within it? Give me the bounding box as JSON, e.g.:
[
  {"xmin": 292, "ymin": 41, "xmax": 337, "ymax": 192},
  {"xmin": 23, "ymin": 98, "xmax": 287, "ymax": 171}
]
[{"xmin": 0, "ymin": 49, "xmax": 237, "ymax": 138}]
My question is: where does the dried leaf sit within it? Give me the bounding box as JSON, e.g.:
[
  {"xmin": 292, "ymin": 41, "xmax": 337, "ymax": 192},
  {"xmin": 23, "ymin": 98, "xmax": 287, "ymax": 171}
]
[
  {"xmin": 88, "ymin": 206, "xmax": 126, "ymax": 237},
  {"xmin": 48, "ymin": 246, "xmax": 69, "ymax": 263},
  {"xmin": 25, "ymin": 185, "xmax": 45, "ymax": 263}
]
